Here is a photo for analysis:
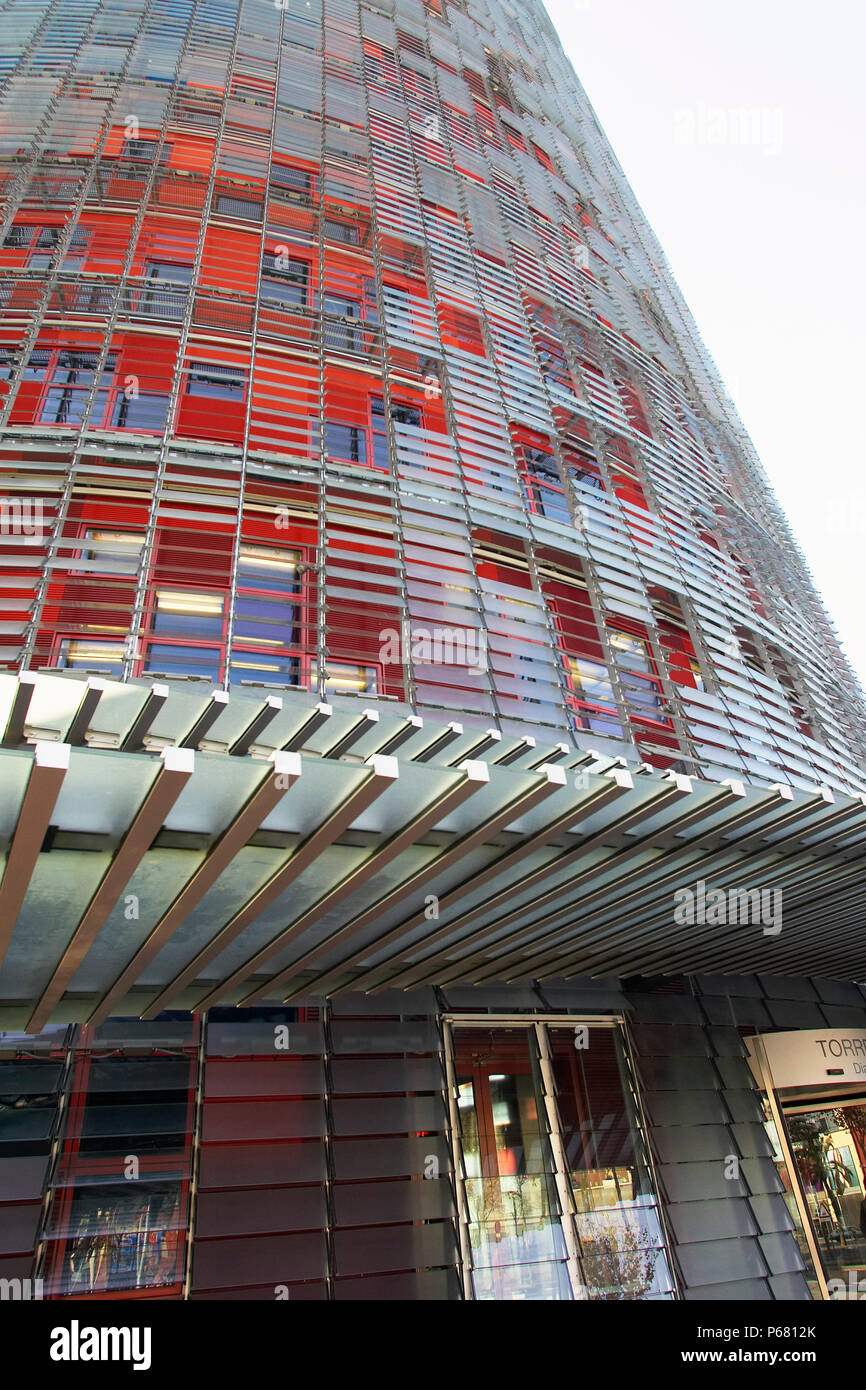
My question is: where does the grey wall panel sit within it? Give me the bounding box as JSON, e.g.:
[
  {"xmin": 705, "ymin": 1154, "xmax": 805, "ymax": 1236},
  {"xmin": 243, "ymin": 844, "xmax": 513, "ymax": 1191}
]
[
  {"xmin": 627, "ymin": 986, "xmax": 810, "ymax": 1304},
  {"xmin": 334, "ymin": 1269, "xmax": 461, "ymax": 1300},
  {"xmin": 758, "ymin": 1233, "xmax": 806, "ymax": 1277},
  {"xmin": 706, "ymin": 1027, "xmax": 752, "ymax": 1057},
  {"xmin": 644, "ymin": 1089, "xmax": 729, "ymax": 1127},
  {"xmin": 811, "ymin": 978, "xmax": 866, "ymax": 1007},
  {"xmin": 329, "ymin": 989, "xmax": 438, "ymax": 1016},
  {"xmin": 659, "ymin": 1161, "xmax": 748, "ymax": 1205},
  {"xmin": 637, "ymin": 1056, "xmax": 719, "ymax": 1092},
  {"xmin": 666, "ymin": 1198, "xmax": 758, "ymax": 1244},
  {"xmin": 676, "ymin": 1236, "xmax": 769, "ymax": 1287},
  {"xmin": 696, "ymin": 975, "xmax": 762, "ymax": 998},
  {"xmin": 748, "ymin": 1195, "xmax": 796, "ymax": 1235},
  {"xmin": 701, "ymin": 996, "xmax": 772, "ymax": 1028},
  {"xmin": 628, "ymin": 995, "xmax": 704, "ymax": 1025},
  {"xmin": 731, "ymin": 1123, "xmax": 774, "ymax": 1159},
  {"xmin": 191, "ymin": 1232, "xmax": 327, "ymax": 1290},
  {"xmin": 757, "ymin": 976, "xmax": 820, "ymax": 1002},
  {"xmin": 723, "ymin": 1090, "xmax": 765, "ymax": 1124},
  {"xmin": 684, "ymin": 1279, "xmax": 773, "ymax": 1302},
  {"xmin": 819, "ymin": 1005, "xmax": 866, "ymax": 1028},
  {"xmin": 714, "ymin": 1057, "xmax": 755, "ymax": 1090},
  {"xmin": 768, "ymin": 1273, "xmax": 813, "ymax": 1301},
  {"xmin": 764, "ymin": 1001, "xmax": 826, "ymax": 1030},
  {"xmin": 651, "ymin": 1124, "xmax": 738, "ymax": 1165},
  {"xmin": 631, "ymin": 1024, "xmax": 712, "ymax": 1057},
  {"xmin": 740, "ymin": 1158, "xmax": 786, "ymax": 1196}
]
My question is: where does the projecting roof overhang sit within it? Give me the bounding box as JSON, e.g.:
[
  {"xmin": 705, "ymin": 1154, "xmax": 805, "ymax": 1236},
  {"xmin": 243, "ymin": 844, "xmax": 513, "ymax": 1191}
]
[{"xmin": 0, "ymin": 672, "xmax": 865, "ymax": 1027}]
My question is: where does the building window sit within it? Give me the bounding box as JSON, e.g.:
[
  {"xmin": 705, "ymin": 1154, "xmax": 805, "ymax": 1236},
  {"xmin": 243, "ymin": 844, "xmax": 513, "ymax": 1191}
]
[
  {"xmin": 231, "ymin": 546, "xmax": 303, "ymax": 681},
  {"xmin": 35, "ymin": 351, "xmax": 116, "ymax": 426},
  {"xmin": 23, "ymin": 350, "xmax": 168, "ymax": 433},
  {"xmin": 122, "ymin": 139, "xmax": 171, "ymax": 163},
  {"xmin": 312, "ymin": 661, "xmax": 379, "ymax": 696},
  {"xmin": 323, "ymin": 216, "xmax": 359, "ymax": 245},
  {"xmin": 608, "ymin": 630, "xmax": 667, "ymax": 717},
  {"xmin": 111, "ymin": 390, "xmax": 169, "ymax": 431},
  {"xmin": 565, "ymin": 654, "xmax": 623, "ymax": 735},
  {"xmin": 325, "ymin": 396, "xmax": 421, "ymax": 471},
  {"xmin": 324, "ymin": 421, "xmax": 367, "ymax": 467},
  {"xmin": 152, "ymin": 588, "xmax": 225, "ymax": 640},
  {"xmin": 214, "ymin": 193, "xmax": 263, "ymax": 221},
  {"xmin": 143, "ymin": 644, "xmax": 221, "ymax": 681},
  {"xmin": 185, "ymin": 362, "xmax": 246, "ymax": 401},
  {"xmin": 450, "ymin": 1021, "xmax": 674, "ymax": 1301},
  {"xmin": 2, "ymin": 225, "xmax": 59, "ymax": 269},
  {"xmin": 269, "ymin": 163, "xmax": 312, "ymax": 193},
  {"xmin": 140, "ymin": 261, "xmax": 192, "ymax": 320},
  {"xmin": 520, "ymin": 448, "xmax": 570, "ymax": 525},
  {"xmin": 231, "ymin": 545, "xmax": 303, "ymax": 672},
  {"xmin": 143, "ymin": 588, "xmax": 227, "ymax": 681},
  {"xmin": 260, "ymin": 253, "xmax": 309, "ymax": 308},
  {"xmin": 322, "ymin": 279, "xmax": 378, "ymax": 352},
  {"xmin": 81, "ymin": 530, "xmax": 145, "ymax": 575},
  {"xmin": 55, "ymin": 638, "xmax": 125, "ymax": 676}
]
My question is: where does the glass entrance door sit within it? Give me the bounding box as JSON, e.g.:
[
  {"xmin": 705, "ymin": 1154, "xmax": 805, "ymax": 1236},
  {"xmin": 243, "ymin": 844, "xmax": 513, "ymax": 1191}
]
[
  {"xmin": 783, "ymin": 1100, "xmax": 866, "ymax": 1291},
  {"xmin": 447, "ymin": 1020, "xmax": 674, "ymax": 1301}
]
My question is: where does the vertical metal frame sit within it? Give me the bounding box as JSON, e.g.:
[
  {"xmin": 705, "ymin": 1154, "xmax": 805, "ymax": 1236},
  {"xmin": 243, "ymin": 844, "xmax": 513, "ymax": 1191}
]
[
  {"xmin": 181, "ymin": 1011, "xmax": 208, "ymax": 1302},
  {"xmin": 441, "ymin": 1018, "xmax": 475, "ymax": 1301},
  {"xmin": 532, "ymin": 1020, "xmax": 587, "ymax": 1298},
  {"xmin": 440, "ymin": 1012, "xmax": 673, "ymax": 1301},
  {"xmin": 751, "ymin": 1035, "xmax": 830, "ymax": 1301}
]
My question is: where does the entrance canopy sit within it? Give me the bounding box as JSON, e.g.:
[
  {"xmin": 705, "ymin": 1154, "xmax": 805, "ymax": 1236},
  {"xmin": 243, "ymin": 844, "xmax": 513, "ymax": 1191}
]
[{"xmin": 1, "ymin": 672, "xmax": 865, "ymax": 1028}]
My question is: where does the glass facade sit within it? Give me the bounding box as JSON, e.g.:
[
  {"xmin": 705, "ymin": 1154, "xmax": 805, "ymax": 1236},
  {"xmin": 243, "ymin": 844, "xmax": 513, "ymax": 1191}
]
[
  {"xmin": 451, "ymin": 1021, "xmax": 673, "ymax": 1300},
  {"xmin": 0, "ymin": 1007, "xmax": 674, "ymax": 1301},
  {"xmin": 0, "ymin": 0, "xmax": 864, "ymax": 793}
]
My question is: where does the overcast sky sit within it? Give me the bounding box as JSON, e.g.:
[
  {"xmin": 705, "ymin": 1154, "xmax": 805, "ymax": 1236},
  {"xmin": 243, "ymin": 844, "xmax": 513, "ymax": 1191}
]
[{"xmin": 543, "ymin": 0, "xmax": 866, "ymax": 689}]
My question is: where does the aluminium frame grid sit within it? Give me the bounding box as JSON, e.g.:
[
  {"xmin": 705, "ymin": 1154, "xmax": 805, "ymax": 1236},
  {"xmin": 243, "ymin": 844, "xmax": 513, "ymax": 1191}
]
[{"xmin": 0, "ymin": 0, "xmax": 863, "ymax": 799}]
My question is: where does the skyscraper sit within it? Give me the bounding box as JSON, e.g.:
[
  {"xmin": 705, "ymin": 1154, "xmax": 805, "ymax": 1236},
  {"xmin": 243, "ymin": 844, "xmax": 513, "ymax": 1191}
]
[{"xmin": 0, "ymin": 0, "xmax": 864, "ymax": 1305}]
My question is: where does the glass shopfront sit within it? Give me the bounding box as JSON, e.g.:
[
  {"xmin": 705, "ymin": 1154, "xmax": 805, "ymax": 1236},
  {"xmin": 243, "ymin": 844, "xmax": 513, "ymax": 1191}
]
[
  {"xmin": 446, "ymin": 1018, "xmax": 674, "ymax": 1300},
  {"xmin": 749, "ymin": 1029, "xmax": 866, "ymax": 1300},
  {"xmin": 782, "ymin": 1098, "xmax": 866, "ymax": 1293}
]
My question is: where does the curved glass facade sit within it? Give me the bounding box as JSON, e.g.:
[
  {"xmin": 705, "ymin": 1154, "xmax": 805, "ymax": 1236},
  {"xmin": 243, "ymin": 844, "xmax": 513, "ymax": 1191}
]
[{"xmin": 1, "ymin": 0, "xmax": 864, "ymax": 796}]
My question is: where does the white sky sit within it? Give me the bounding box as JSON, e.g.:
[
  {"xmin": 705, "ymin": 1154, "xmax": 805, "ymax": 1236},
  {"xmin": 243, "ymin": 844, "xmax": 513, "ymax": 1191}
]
[{"xmin": 543, "ymin": 0, "xmax": 866, "ymax": 689}]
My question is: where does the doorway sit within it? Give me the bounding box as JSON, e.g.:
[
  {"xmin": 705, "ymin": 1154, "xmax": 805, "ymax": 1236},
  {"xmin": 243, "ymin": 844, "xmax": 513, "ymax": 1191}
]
[{"xmin": 445, "ymin": 1018, "xmax": 675, "ymax": 1300}]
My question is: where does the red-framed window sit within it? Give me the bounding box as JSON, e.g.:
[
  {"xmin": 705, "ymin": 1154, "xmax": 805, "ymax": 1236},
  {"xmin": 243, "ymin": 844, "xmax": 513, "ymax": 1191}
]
[
  {"xmin": 323, "ymin": 275, "xmax": 379, "ymax": 353},
  {"xmin": 437, "ymin": 303, "xmax": 485, "ymax": 357},
  {"xmin": 50, "ymin": 534, "xmax": 315, "ymax": 690},
  {"xmin": 261, "ymin": 247, "xmax": 311, "ymax": 308},
  {"xmin": 40, "ymin": 1046, "xmax": 199, "ymax": 1300},
  {"xmin": 12, "ymin": 349, "xmax": 169, "ymax": 432},
  {"xmin": 607, "ymin": 626, "xmax": 669, "ymax": 721},
  {"xmin": 511, "ymin": 426, "xmax": 570, "ymax": 526},
  {"xmin": 121, "ymin": 137, "xmax": 172, "ymax": 164},
  {"xmin": 1, "ymin": 222, "xmax": 89, "ymax": 270},
  {"xmin": 324, "ymin": 392, "xmax": 422, "ymax": 472},
  {"xmin": 539, "ymin": 557, "xmax": 623, "ymax": 739},
  {"xmin": 174, "ymin": 358, "xmax": 248, "ymax": 445},
  {"xmin": 269, "ymin": 160, "xmax": 317, "ymax": 197},
  {"xmin": 531, "ymin": 142, "xmax": 554, "ymax": 173}
]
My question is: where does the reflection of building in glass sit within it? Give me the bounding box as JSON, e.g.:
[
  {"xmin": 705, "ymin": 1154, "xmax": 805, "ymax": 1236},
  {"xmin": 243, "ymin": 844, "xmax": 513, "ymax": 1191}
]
[{"xmin": 2, "ymin": 0, "xmax": 866, "ymax": 1306}]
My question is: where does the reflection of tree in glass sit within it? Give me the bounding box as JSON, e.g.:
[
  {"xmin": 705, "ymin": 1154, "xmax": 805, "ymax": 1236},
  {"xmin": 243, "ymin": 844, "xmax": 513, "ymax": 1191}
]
[
  {"xmin": 788, "ymin": 1112, "xmax": 855, "ymax": 1228},
  {"xmin": 583, "ymin": 1218, "xmax": 659, "ymax": 1301}
]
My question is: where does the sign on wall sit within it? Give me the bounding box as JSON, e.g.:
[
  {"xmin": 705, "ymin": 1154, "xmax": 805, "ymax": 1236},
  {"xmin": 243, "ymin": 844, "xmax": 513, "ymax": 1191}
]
[{"xmin": 751, "ymin": 1029, "xmax": 866, "ymax": 1090}]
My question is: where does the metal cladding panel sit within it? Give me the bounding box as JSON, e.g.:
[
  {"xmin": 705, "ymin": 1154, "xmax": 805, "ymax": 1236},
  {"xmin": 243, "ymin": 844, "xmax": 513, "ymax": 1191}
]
[
  {"xmin": 626, "ymin": 992, "xmax": 807, "ymax": 1301},
  {"xmin": 0, "ymin": 0, "xmax": 863, "ymax": 815}
]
